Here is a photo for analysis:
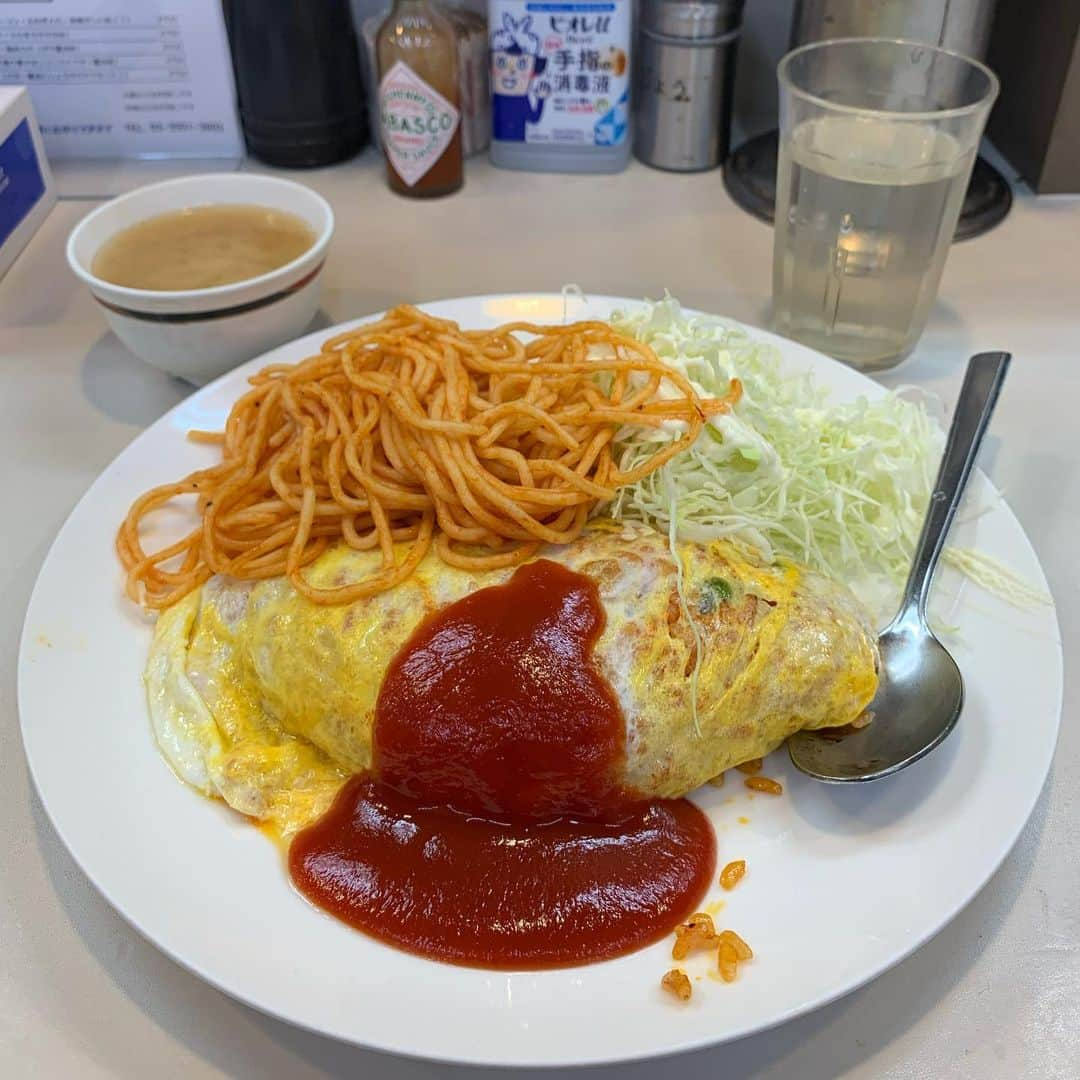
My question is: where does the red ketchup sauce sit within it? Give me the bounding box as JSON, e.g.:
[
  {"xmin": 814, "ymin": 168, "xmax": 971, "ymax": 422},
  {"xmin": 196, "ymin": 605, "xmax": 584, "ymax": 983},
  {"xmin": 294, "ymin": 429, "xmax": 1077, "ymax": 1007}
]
[{"xmin": 289, "ymin": 559, "xmax": 716, "ymax": 968}]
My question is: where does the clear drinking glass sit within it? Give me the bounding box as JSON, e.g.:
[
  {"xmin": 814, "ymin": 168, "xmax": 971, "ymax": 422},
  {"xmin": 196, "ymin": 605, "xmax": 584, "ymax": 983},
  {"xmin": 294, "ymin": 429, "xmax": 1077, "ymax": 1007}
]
[{"xmin": 772, "ymin": 38, "xmax": 998, "ymax": 371}]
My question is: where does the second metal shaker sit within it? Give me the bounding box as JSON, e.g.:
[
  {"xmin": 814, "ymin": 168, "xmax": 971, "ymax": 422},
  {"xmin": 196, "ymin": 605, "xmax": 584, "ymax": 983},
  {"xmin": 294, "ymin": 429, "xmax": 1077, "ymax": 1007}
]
[{"xmin": 634, "ymin": 0, "xmax": 745, "ymax": 172}]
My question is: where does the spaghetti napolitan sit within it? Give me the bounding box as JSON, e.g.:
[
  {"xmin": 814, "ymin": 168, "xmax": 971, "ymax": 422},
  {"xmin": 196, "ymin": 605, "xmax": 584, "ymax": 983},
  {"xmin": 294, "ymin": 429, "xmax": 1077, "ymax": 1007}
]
[{"xmin": 118, "ymin": 304, "xmax": 741, "ymax": 609}]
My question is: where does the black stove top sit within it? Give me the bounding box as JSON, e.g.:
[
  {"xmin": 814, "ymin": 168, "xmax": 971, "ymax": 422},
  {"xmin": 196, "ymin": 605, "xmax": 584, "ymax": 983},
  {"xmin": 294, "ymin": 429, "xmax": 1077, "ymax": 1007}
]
[{"xmin": 722, "ymin": 129, "xmax": 1012, "ymax": 241}]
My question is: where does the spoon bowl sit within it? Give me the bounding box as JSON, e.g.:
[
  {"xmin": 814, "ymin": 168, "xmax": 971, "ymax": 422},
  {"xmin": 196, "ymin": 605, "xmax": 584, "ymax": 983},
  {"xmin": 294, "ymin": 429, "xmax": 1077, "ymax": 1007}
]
[
  {"xmin": 788, "ymin": 352, "xmax": 1010, "ymax": 783},
  {"xmin": 788, "ymin": 615, "xmax": 964, "ymax": 783}
]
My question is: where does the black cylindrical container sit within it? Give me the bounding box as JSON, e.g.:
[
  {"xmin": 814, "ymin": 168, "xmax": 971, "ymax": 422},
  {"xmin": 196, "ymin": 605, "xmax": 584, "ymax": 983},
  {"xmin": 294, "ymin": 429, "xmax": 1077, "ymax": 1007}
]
[{"xmin": 224, "ymin": 0, "xmax": 368, "ymax": 167}]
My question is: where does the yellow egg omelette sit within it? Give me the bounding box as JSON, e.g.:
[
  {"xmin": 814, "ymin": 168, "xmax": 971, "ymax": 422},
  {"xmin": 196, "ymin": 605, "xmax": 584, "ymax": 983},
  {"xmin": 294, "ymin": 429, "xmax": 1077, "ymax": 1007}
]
[{"xmin": 146, "ymin": 524, "xmax": 879, "ymax": 840}]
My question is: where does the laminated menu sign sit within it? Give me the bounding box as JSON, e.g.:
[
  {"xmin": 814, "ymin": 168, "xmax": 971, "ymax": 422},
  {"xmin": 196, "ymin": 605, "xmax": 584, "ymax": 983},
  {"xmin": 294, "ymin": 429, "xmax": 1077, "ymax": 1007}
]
[
  {"xmin": 0, "ymin": 1, "xmax": 242, "ymax": 158},
  {"xmin": 490, "ymin": 1, "xmax": 629, "ymax": 147}
]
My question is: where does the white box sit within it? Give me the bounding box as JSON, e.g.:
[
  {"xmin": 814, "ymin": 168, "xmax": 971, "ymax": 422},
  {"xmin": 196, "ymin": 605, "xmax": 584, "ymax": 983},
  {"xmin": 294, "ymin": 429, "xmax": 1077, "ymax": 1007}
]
[{"xmin": 0, "ymin": 87, "xmax": 57, "ymax": 279}]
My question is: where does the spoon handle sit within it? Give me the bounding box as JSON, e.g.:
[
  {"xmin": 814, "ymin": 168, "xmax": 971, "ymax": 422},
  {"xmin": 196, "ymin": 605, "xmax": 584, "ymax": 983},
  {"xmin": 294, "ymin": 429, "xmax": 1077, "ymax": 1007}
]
[{"xmin": 899, "ymin": 352, "xmax": 1011, "ymax": 622}]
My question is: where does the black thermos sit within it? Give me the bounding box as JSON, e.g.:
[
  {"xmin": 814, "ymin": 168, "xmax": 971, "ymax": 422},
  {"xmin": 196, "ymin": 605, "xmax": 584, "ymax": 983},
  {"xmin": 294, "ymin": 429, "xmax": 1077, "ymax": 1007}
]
[{"xmin": 223, "ymin": 0, "xmax": 368, "ymax": 167}]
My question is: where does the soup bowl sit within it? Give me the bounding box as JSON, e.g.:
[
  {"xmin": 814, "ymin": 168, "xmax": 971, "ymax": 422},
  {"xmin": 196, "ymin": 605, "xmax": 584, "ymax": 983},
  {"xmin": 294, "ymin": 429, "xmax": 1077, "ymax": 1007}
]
[{"xmin": 67, "ymin": 173, "xmax": 334, "ymax": 385}]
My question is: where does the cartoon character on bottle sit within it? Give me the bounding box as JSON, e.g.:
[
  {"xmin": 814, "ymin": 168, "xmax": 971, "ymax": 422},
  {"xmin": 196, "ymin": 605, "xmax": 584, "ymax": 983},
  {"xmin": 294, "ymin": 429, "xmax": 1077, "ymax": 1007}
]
[{"xmin": 491, "ymin": 14, "xmax": 549, "ymax": 142}]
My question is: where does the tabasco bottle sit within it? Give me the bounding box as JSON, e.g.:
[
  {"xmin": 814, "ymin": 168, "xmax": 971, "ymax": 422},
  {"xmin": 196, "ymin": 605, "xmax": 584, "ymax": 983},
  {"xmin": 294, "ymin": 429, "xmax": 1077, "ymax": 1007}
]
[{"xmin": 377, "ymin": 0, "xmax": 464, "ymax": 197}]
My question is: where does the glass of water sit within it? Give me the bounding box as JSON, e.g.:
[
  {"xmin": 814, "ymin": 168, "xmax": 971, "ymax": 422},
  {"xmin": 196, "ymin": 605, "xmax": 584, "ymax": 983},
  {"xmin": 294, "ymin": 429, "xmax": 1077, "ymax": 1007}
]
[{"xmin": 772, "ymin": 38, "xmax": 998, "ymax": 371}]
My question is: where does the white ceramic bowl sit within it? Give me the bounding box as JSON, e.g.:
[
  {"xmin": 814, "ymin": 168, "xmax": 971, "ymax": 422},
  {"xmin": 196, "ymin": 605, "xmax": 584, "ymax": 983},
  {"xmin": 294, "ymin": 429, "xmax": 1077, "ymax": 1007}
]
[{"xmin": 67, "ymin": 173, "xmax": 334, "ymax": 385}]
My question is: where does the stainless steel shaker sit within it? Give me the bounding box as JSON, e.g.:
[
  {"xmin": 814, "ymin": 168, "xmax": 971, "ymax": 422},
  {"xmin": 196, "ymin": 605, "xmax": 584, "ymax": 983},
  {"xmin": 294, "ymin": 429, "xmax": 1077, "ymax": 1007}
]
[{"xmin": 634, "ymin": 0, "xmax": 745, "ymax": 172}]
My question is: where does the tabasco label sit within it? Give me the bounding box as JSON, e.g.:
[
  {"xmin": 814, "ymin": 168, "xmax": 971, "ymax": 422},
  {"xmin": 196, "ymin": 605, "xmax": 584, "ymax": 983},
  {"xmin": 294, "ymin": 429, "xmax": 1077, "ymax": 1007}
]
[{"xmin": 379, "ymin": 60, "xmax": 460, "ymax": 187}]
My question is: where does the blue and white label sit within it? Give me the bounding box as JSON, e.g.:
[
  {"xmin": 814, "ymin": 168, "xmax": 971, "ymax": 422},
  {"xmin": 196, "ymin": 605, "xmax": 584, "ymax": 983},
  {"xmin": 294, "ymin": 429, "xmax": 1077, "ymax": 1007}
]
[
  {"xmin": 489, "ymin": 0, "xmax": 629, "ymax": 147},
  {"xmin": 0, "ymin": 119, "xmax": 46, "ymax": 250}
]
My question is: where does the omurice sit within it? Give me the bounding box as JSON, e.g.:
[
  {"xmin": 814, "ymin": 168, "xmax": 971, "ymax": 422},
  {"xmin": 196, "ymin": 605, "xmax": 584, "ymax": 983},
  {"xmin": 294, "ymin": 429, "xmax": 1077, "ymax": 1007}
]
[
  {"xmin": 148, "ymin": 524, "xmax": 878, "ymax": 838},
  {"xmin": 143, "ymin": 523, "xmax": 877, "ymax": 968}
]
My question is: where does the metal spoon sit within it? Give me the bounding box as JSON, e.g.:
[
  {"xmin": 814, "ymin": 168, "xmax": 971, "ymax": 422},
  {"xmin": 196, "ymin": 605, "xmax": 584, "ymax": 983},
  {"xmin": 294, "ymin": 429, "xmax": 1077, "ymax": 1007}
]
[{"xmin": 788, "ymin": 351, "xmax": 1011, "ymax": 783}]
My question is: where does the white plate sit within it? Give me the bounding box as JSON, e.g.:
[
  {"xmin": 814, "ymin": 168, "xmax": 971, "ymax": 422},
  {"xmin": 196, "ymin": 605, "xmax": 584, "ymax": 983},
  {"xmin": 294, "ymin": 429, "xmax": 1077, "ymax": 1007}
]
[{"xmin": 18, "ymin": 295, "xmax": 1063, "ymax": 1068}]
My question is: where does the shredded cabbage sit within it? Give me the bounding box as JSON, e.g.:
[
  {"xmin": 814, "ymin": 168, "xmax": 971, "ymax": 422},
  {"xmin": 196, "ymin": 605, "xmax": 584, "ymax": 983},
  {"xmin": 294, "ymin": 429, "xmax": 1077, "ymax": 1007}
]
[
  {"xmin": 606, "ymin": 295, "xmax": 947, "ymax": 618},
  {"xmin": 942, "ymin": 547, "xmax": 1051, "ymax": 607}
]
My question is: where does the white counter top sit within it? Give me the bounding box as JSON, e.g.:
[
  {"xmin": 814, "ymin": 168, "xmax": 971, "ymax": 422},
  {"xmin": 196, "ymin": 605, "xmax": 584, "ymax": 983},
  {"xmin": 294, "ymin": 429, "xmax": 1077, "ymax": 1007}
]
[{"xmin": 2, "ymin": 150, "xmax": 1077, "ymax": 1079}]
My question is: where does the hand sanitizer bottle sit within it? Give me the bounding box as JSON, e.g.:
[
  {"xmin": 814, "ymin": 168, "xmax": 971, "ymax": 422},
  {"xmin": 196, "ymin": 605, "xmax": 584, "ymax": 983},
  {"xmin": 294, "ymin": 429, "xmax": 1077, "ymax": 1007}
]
[{"xmin": 488, "ymin": 0, "xmax": 631, "ymax": 173}]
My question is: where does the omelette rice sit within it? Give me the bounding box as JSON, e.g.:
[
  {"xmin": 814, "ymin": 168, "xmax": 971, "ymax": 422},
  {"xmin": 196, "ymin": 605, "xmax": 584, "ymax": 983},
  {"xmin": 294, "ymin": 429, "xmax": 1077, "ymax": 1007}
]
[{"xmin": 147, "ymin": 524, "xmax": 878, "ymax": 840}]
